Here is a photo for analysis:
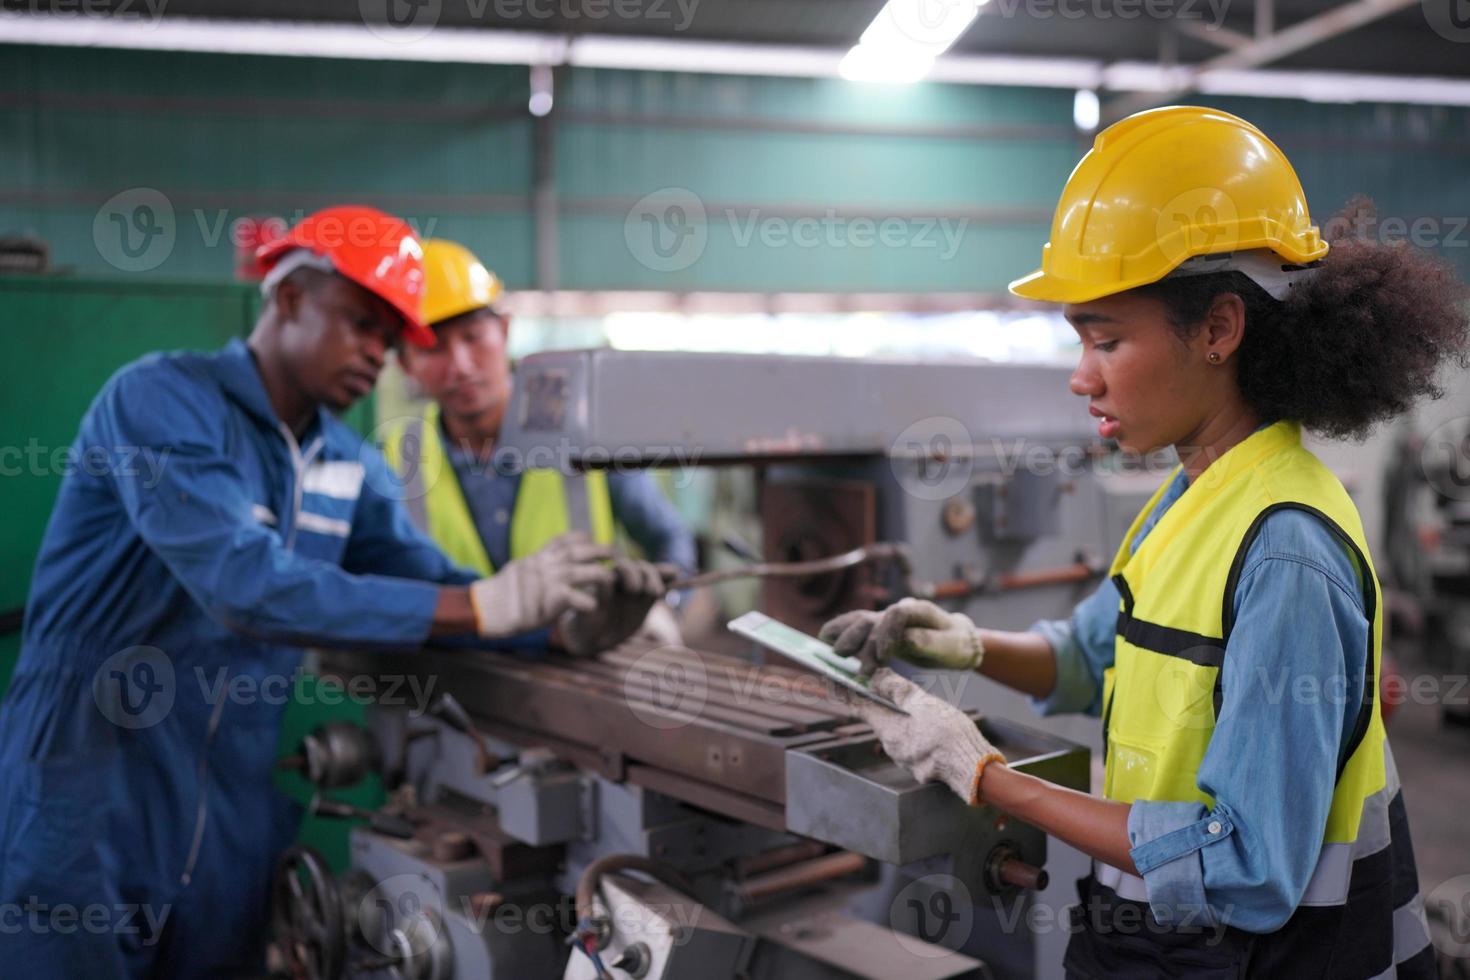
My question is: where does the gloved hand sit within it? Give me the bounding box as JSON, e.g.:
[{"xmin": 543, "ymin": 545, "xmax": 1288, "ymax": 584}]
[
  {"xmin": 819, "ymin": 598, "xmax": 985, "ymax": 678},
  {"xmin": 468, "ymin": 532, "xmax": 616, "ymax": 638},
  {"xmin": 839, "ymin": 668, "xmax": 1006, "ymax": 806},
  {"xmin": 558, "ymin": 558, "xmax": 679, "ymax": 657}
]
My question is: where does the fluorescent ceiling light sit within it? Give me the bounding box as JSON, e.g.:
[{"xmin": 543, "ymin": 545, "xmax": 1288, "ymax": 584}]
[
  {"xmin": 841, "ymin": 0, "xmax": 986, "ymax": 85},
  {"xmin": 860, "ymin": 0, "xmax": 984, "ymax": 56},
  {"xmin": 1073, "ymin": 89, "xmax": 1101, "ymax": 131},
  {"xmin": 838, "ymin": 44, "xmax": 935, "ymax": 84}
]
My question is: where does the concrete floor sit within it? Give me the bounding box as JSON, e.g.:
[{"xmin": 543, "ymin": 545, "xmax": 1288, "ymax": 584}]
[
  {"xmin": 1393, "ymin": 661, "xmax": 1470, "ymax": 893},
  {"xmin": 1385, "ymin": 649, "xmax": 1470, "ymax": 975}
]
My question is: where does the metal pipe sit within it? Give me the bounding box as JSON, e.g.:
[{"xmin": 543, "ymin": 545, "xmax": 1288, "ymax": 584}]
[
  {"xmin": 927, "ymin": 561, "xmax": 1101, "ymax": 601},
  {"xmin": 734, "ymin": 840, "xmax": 828, "ymax": 878},
  {"xmin": 733, "ymin": 851, "xmax": 867, "ymax": 905},
  {"xmin": 985, "ymin": 844, "xmax": 1050, "ymax": 893},
  {"xmin": 574, "ymin": 854, "xmax": 694, "ymax": 926},
  {"xmin": 667, "ymin": 542, "xmax": 915, "ymax": 593}
]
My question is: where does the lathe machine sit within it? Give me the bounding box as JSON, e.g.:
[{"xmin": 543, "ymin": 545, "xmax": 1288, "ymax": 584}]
[{"xmin": 272, "ymin": 351, "xmax": 1160, "ymax": 980}]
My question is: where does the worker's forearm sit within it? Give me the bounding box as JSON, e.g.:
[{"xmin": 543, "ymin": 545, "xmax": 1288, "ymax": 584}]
[
  {"xmin": 973, "ymin": 628, "xmax": 1059, "ymax": 699},
  {"xmin": 979, "ymin": 765, "xmax": 1137, "ymax": 875},
  {"xmin": 430, "ymin": 587, "xmax": 479, "ymax": 636}
]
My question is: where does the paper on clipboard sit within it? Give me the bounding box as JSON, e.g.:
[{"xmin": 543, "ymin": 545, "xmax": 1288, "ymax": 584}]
[{"xmin": 727, "ymin": 611, "xmax": 908, "ymax": 715}]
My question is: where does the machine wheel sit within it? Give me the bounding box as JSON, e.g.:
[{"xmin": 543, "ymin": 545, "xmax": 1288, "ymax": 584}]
[{"xmin": 271, "ymin": 846, "xmax": 347, "ymax": 980}]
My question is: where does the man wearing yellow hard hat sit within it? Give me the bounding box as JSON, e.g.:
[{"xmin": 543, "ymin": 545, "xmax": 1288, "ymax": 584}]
[
  {"xmin": 819, "ymin": 106, "xmax": 1467, "ymax": 977},
  {"xmin": 385, "ymin": 239, "xmax": 694, "ymax": 648}
]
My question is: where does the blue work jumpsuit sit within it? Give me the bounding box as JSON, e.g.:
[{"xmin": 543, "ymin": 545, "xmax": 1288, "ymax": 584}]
[{"xmin": 0, "ymin": 339, "xmax": 478, "ymax": 976}]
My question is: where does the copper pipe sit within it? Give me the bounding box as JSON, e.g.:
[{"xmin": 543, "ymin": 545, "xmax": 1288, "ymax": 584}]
[
  {"xmin": 734, "ymin": 851, "xmax": 867, "ymax": 904},
  {"xmin": 994, "ymin": 857, "xmax": 1049, "ymax": 892},
  {"xmin": 574, "ymin": 854, "xmax": 694, "ymax": 925},
  {"xmin": 929, "ymin": 561, "xmax": 1100, "ymax": 600},
  {"xmin": 734, "ymin": 840, "xmax": 828, "ymax": 878}
]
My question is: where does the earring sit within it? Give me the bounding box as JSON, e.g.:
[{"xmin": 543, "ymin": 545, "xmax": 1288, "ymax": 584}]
[{"xmin": 1208, "ymin": 351, "xmax": 1222, "ymax": 364}]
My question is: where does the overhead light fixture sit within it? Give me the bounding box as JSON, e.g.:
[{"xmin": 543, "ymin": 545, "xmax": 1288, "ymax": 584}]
[
  {"xmin": 841, "ymin": 0, "xmax": 985, "ymax": 85},
  {"xmin": 1073, "ymin": 89, "xmax": 1100, "ymax": 131},
  {"xmin": 837, "ymin": 44, "xmax": 935, "ymax": 84},
  {"xmin": 528, "ymin": 63, "xmax": 554, "ymax": 117}
]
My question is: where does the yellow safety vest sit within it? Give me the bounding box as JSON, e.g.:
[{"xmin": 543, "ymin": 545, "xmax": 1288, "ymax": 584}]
[
  {"xmin": 382, "ymin": 402, "xmax": 614, "ymax": 576},
  {"xmin": 1094, "ymin": 421, "xmax": 1430, "ymax": 975}
]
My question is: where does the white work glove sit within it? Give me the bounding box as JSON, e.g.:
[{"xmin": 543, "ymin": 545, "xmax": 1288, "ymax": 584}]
[
  {"xmin": 468, "ymin": 533, "xmax": 616, "ymax": 638},
  {"xmin": 558, "ymin": 558, "xmax": 679, "ymax": 657},
  {"xmin": 839, "ymin": 668, "xmax": 1006, "ymax": 806},
  {"xmin": 819, "ymin": 598, "xmax": 985, "ymax": 678}
]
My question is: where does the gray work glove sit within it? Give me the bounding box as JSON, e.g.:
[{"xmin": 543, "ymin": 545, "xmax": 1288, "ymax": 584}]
[
  {"xmin": 819, "ymin": 598, "xmax": 985, "ymax": 678},
  {"xmin": 558, "ymin": 558, "xmax": 679, "ymax": 657},
  {"xmin": 468, "ymin": 533, "xmax": 616, "ymax": 638},
  {"xmin": 839, "ymin": 668, "xmax": 1005, "ymax": 806}
]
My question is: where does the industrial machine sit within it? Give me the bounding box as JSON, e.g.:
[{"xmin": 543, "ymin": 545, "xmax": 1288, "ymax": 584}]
[{"xmin": 271, "ymin": 351, "xmax": 1156, "ymax": 980}]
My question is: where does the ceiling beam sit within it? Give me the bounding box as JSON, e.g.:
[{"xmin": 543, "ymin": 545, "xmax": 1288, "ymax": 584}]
[
  {"xmin": 1174, "ymin": 21, "xmax": 1253, "ymax": 51},
  {"xmin": 1103, "ymin": 0, "xmax": 1422, "ymax": 122}
]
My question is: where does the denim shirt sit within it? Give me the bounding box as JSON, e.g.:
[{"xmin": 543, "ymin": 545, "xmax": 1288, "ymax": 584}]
[{"xmin": 1030, "ymin": 468, "xmax": 1371, "ymax": 933}]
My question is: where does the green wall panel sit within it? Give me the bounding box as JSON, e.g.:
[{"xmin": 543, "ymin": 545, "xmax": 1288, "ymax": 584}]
[
  {"xmin": 2, "ymin": 44, "xmax": 1469, "ymax": 292},
  {"xmin": 559, "ymin": 211, "xmax": 1046, "ymax": 291}
]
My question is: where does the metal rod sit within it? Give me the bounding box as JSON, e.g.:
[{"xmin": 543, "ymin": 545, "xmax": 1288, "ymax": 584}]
[
  {"xmin": 734, "ymin": 851, "xmax": 867, "ymax": 904},
  {"xmin": 927, "ymin": 561, "xmax": 1101, "ymax": 601},
  {"xmin": 667, "ymin": 542, "xmax": 913, "ymax": 593},
  {"xmin": 735, "ymin": 840, "xmax": 828, "ymax": 878}
]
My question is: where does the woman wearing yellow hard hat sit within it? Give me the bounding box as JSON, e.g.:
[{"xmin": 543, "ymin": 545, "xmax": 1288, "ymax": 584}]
[{"xmin": 820, "ymin": 106, "xmax": 1468, "ymax": 977}]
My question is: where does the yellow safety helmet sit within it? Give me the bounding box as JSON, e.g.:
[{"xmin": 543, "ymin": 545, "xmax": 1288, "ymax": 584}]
[
  {"xmin": 1009, "ymin": 106, "xmax": 1328, "ymax": 304},
  {"xmin": 421, "ymin": 238, "xmax": 505, "ymax": 327}
]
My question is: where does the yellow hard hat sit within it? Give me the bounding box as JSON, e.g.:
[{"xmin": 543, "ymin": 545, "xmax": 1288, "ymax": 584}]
[
  {"xmin": 421, "ymin": 238, "xmax": 504, "ymax": 326},
  {"xmin": 1009, "ymin": 106, "xmax": 1328, "ymax": 304}
]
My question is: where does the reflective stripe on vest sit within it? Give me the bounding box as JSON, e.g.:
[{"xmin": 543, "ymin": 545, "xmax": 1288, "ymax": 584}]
[
  {"xmin": 383, "ymin": 402, "xmax": 614, "ymax": 576},
  {"xmin": 1100, "ymin": 421, "xmax": 1430, "ymax": 972}
]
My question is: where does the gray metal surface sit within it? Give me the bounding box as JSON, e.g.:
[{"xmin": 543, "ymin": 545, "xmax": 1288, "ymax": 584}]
[
  {"xmin": 784, "ymin": 718, "xmax": 1089, "ymax": 881},
  {"xmin": 562, "ymin": 874, "xmax": 755, "ymax": 980},
  {"xmin": 350, "ymin": 829, "xmax": 566, "ymax": 980},
  {"xmin": 495, "ymin": 350, "xmax": 1089, "ymax": 468},
  {"xmin": 743, "ymin": 899, "xmax": 989, "ymax": 980}
]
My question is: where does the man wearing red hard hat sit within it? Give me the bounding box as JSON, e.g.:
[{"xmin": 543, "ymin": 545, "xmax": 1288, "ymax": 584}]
[{"xmin": 0, "ymin": 205, "xmax": 668, "ymax": 977}]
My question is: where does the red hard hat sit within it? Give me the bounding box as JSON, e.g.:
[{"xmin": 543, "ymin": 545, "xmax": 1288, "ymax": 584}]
[{"xmin": 255, "ymin": 205, "xmax": 433, "ymax": 347}]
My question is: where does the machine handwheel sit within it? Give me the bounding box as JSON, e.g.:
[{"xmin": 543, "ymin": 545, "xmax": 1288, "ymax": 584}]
[{"xmin": 271, "ymin": 845, "xmax": 347, "ymax": 980}]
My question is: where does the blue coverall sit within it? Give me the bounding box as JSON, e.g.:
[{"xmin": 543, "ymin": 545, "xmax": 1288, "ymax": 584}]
[{"xmin": 0, "ymin": 339, "xmax": 478, "ymax": 976}]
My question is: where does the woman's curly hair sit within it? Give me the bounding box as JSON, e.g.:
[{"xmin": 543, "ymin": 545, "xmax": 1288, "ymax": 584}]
[{"xmin": 1135, "ymin": 198, "xmax": 1470, "ymax": 440}]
